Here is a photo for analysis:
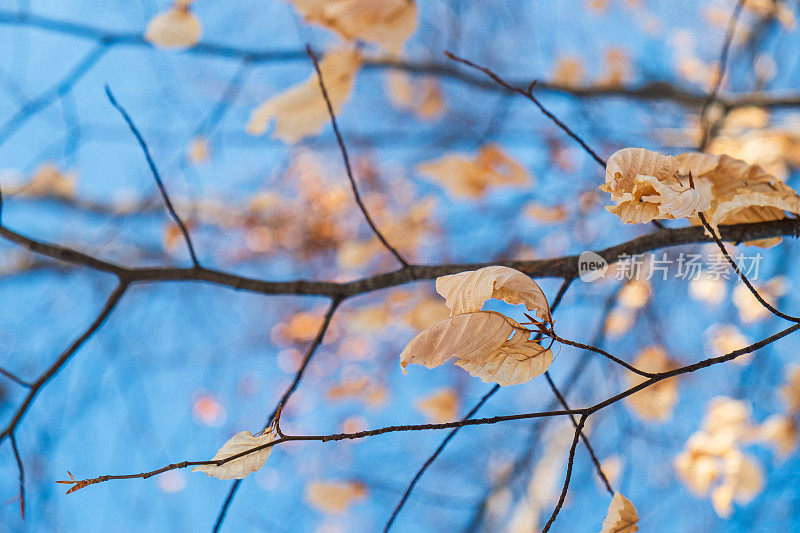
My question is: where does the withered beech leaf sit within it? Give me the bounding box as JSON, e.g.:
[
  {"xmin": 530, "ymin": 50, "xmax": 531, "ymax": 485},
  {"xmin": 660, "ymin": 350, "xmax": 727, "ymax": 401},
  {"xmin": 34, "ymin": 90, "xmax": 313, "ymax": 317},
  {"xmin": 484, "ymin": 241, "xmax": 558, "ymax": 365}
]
[
  {"xmin": 417, "ymin": 144, "xmax": 532, "ymax": 198},
  {"xmin": 601, "ymin": 148, "xmax": 800, "ymax": 241},
  {"xmin": 399, "ymin": 310, "xmax": 552, "ymax": 386},
  {"xmin": 288, "ymin": 0, "xmax": 417, "ymax": 54},
  {"xmin": 144, "ymin": 6, "xmax": 202, "ymax": 49},
  {"xmin": 192, "ymin": 428, "xmax": 276, "ymax": 480},
  {"xmin": 435, "ymin": 265, "xmax": 551, "ymax": 323},
  {"xmin": 600, "ymin": 492, "xmax": 639, "ymax": 533},
  {"xmin": 624, "ymin": 345, "xmax": 678, "ymax": 422},
  {"xmin": 247, "ymin": 48, "xmax": 361, "ymax": 143},
  {"xmin": 305, "ymin": 480, "xmax": 367, "ymax": 514}
]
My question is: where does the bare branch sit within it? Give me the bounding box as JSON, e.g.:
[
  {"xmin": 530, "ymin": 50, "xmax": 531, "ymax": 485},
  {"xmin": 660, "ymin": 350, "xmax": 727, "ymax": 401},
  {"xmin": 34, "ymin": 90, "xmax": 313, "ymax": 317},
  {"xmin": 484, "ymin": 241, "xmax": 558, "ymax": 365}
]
[
  {"xmin": 542, "ymin": 413, "xmax": 588, "ymax": 532},
  {"xmin": 105, "ymin": 86, "xmax": 201, "ymax": 267},
  {"xmin": 306, "ymin": 44, "xmax": 409, "ymax": 268},
  {"xmin": 544, "ymin": 372, "xmax": 613, "ymax": 495},
  {"xmin": 444, "ymin": 51, "xmax": 607, "ymax": 169},
  {"xmin": 698, "ymin": 0, "xmax": 746, "ymax": 150}
]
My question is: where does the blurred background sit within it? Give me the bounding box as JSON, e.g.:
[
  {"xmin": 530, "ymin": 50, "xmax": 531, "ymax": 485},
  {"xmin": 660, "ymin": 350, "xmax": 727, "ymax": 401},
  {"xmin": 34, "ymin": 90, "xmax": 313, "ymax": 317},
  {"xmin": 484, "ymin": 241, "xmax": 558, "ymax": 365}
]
[{"xmin": 2, "ymin": 0, "xmax": 800, "ymax": 531}]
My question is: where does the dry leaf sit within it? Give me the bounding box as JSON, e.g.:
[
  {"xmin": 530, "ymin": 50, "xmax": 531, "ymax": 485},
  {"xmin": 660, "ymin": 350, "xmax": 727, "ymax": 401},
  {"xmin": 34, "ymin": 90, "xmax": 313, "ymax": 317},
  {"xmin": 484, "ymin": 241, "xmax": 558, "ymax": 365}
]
[
  {"xmin": 187, "ymin": 137, "xmax": 209, "ymax": 163},
  {"xmin": 551, "ymin": 55, "xmax": 585, "ymax": 87},
  {"xmin": 417, "ymin": 144, "xmax": 532, "ymax": 198},
  {"xmin": 417, "ymin": 388, "xmax": 459, "ymax": 422},
  {"xmin": 145, "ymin": 6, "xmax": 202, "ymax": 49},
  {"xmin": 247, "ymin": 48, "xmax": 361, "ymax": 143},
  {"xmin": 525, "ymin": 203, "xmax": 568, "ymax": 223},
  {"xmin": 399, "ymin": 311, "xmax": 552, "ymax": 386},
  {"xmin": 782, "ymin": 366, "xmax": 800, "ymax": 414},
  {"xmin": 385, "ymin": 72, "xmax": 445, "ymax": 120},
  {"xmin": 600, "ymin": 492, "xmax": 639, "ymax": 533},
  {"xmin": 289, "ymin": 0, "xmax": 417, "ymax": 54},
  {"xmin": 192, "ymin": 428, "xmax": 276, "ymax": 480},
  {"xmin": 679, "ymin": 152, "xmax": 800, "ymax": 245},
  {"xmin": 756, "ymin": 415, "xmax": 799, "ymax": 458},
  {"xmin": 305, "ymin": 480, "xmax": 367, "ymax": 514},
  {"xmin": 625, "ymin": 345, "xmax": 678, "ymax": 422},
  {"xmin": 602, "ymin": 148, "xmax": 800, "ymax": 234},
  {"xmin": 25, "ymin": 164, "xmax": 77, "ymax": 199},
  {"xmin": 435, "ymin": 265, "xmax": 551, "ymax": 323}
]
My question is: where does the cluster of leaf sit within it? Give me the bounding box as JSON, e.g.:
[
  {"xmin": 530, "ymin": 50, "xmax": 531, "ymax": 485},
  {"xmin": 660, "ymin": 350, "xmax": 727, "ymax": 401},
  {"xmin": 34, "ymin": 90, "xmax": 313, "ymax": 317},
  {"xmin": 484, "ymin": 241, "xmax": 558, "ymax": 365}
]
[{"xmin": 601, "ymin": 147, "xmax": 800, "ymax": 246}]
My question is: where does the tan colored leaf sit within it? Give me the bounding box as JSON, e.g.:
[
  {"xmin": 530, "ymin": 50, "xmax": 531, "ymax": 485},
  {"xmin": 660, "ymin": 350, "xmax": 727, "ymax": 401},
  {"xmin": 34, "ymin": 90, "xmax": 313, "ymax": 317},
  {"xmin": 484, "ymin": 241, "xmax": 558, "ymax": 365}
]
[
  {"xmin": 416, "ymin": 388, "xmax": 459, "ymax": 423},
  {"xmin": 756, "ymin": 415, "xmax": 799, "ymax": 458},
  {"xmin": 679, "ymin": 152, "xmax": 800, "ymax": 245},
  {"xmin": 600, "ymin": 492, "xmax": 639, "ymax": 533},
  {"xmin": 25, "ymin": 163, "xmax": 76, "ymax": 199},
  {"xmin": 385, "ymin": 72, "xmax": 445, "ymax": 120},
  {"xmin": 417, "ymin": 144, "xmax": 532, "ymax": 198},
  {"xmin": 192, "ymin": 428, "xmax": 276, "ymax": 480},
  {"xmin": 305, "ymin": 480, "xmax": 367, "ymax": 514},
  {"xmin": 624, "ymin": 345, "xmax": 678, "ymax": 422},
  {"xmin": 144, "ymin": 7, "xmax": 202, "ymax": 49},
  {"xmin": 399, "ymin": 311, "xmax": 552, "ymax": 386},
  {"xmin": 603, "ymin": 147, "xmax": 678, "ymax": 198},
  {"xmin": 289, "ymin": 0, "xmax": 417, "ymax": 54},
  {"xmin": 638, "ymin": 174, "xmax": 711, "ymax": 218},
  {"xmin": 247, "ymin": 48, "xmax": 361, "ymax": 143},
  {"xmin": 435, "ymin": 266, "xmax": 551, "ymax": 323},
  {"xmin": 187, "ymin": 137, "xmax": 209, "ymax": 163},
  {"xmin": 525, "ymin": 202, "xmax": 568, "ymax": 223},
  {"xmin": 454, "ymin": 328, "xmax": 554, "ymax": 386},
  {"xmin": 782, "ymin": 366, "xmax": 800, "ymax": 414},
  {"xmin": 551, "ymin": 55, "xmax": 586, "ymax": 87}
]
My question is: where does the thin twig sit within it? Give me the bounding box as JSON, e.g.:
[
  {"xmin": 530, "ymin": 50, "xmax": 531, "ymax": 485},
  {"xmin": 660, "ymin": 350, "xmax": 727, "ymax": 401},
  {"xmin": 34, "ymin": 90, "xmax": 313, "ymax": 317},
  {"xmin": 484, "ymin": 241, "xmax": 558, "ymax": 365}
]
[
  {"xmin": 10, "ymin": 433, "xmax": 25, "ymax": 519},
  {"xmin": 306, "ymin": 44, "xmax": 409, "ymax": 268},
  {"xmin": 542, "ymin": 414, "xmax": 587, "ymax": 532},
  {"xmin": 105, "ymin": 86, "xmax": 201, "ymax": 267},
  {"xmin": 543, "ymin": 372, "xmax": 613, "ymax": 495},
  {"xmin": 698, "ymin": 0, "xmax": 746, "ymax": 150},
  {"xmin": 444, "ymin": 51, "xmax": 606, "ymax": 168},
  {"xmin": 697, "ymin": 212, "xmax": 799, "ymax": 322},
  {"xmin": 0, "ymin": 282, "xmax": 128, "ymax": 441},
  {"xmin": 383, "ymin": 384, "xmax": 500, "ymax": 532},
  {"xmin": 61, "ymin": 317, "xmax": 800, "ymax": 492}
]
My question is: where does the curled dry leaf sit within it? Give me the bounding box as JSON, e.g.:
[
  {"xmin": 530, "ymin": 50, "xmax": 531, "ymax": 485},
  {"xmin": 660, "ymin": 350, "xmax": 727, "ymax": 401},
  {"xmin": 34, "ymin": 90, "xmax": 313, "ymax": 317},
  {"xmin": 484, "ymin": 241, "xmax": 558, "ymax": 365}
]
[
  {"xmin": 624, "ymin": 345, "xmax": 678, "ymax": 422},
  {"xmin": 192, "ymin": 428, "xmax": 277, "ymax": 480},
  {"xmin": 600, "ymin": 492, "xmax": 639, "ymax": 533},
  {"xmin": 399, "ymin": 311, "xmax": 552, "ymax": 386},
  {"xmin": 679, "ymin": 152, "xmax": 800, "ymax": 246},
  {"xmin": 601, "ymin": 148, "xmax": 800, "ymax": 245},
  {"xmin": 305, "ymin": 480, "xmax": 367, "ymax": 514},
  {"xmin": 289, "ymin": 0, "xmax": 417, "ymax": 54},
  {"xmin": 144, "ymin": 6, "xmax": 202, "ymax": 49},
  {"xmin": 247, "ymin": 48, "xmax": 361, "ymax": 143},
  {"xmin": 435, "ymin": 265, "xmax": 551, "ymax": 323},
  {"xmin": 602, "ymin": 147, "xmax": 710, "ymax": 224},
  {"xmin": 417, "ymin": 144, "xmax": 532, "ymax": 198}
]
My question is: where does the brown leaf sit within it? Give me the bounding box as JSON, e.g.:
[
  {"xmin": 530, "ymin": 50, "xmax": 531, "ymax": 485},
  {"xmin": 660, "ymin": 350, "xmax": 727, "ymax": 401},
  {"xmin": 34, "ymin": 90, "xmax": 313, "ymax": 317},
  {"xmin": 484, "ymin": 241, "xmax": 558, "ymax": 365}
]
[
  {"xmin": 417, "ymin": 144, "xmax": 532, "ymax": 198},
  {"xmin": 305, "ymin": 480, "xmax": 367, "ymax": 514},
  {"xmin": 435, "ymin": 265, "xmax": 551, "ymax": 323},
  {"xmin": 247, "ymin": 48, "xmax": 361, "ymax": 143},
  {"xmin": 289, "ymin": 0, "xmax": 417, "ymax": 54},
  {"xmin": 144, "ymin": 6, "xmax": 202, "ymax": 49},
  {"xmin": 600, "ymin": 492, "xmax": 639, "ymax": 533},
  {"xmin": 399, "ymin": 311, "xmax": 552, "ymax": 386}
]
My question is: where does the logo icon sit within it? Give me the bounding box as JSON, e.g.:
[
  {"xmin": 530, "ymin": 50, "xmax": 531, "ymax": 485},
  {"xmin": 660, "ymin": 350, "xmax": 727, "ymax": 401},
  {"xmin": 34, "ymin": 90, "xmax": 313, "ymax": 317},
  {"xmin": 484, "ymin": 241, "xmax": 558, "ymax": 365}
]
[{"xmin": 578, "ymin": 251, "xmax": 607, "ymax": 282}]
